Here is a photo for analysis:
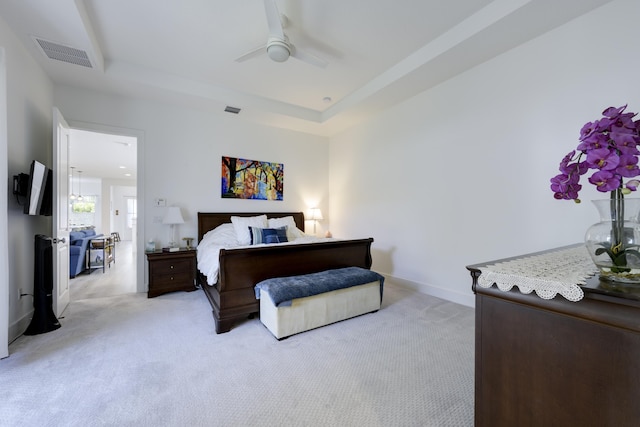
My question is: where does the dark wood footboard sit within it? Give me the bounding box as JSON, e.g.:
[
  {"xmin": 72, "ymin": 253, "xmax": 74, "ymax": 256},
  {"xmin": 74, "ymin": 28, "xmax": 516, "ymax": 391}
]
[{"xmin": 197, "ymin": 212, "xmax": 374, "ymax": 333}]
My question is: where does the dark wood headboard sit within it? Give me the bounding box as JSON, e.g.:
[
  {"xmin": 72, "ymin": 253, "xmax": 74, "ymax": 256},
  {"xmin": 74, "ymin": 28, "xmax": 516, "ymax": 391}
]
[{"xmin": 197, "ymin": 212, "xmax": 305, "ymax": 242}]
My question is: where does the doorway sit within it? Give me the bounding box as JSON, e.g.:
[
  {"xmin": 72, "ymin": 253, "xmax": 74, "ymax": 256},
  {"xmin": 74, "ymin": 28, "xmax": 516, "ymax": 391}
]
[
  {"xmin": 67, "ymin": 127, "xmax": 139, "ymax": 301},
  {"xmin": 123, "ymin": 196, "xmax": 137, "ymax": 243}
]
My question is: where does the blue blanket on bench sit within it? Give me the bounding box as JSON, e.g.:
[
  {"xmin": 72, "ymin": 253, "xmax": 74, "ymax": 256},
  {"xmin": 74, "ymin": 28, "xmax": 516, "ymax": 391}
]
[{"xmin": 255, "ymin": 266, "xmax": 384, "ymax": 307}]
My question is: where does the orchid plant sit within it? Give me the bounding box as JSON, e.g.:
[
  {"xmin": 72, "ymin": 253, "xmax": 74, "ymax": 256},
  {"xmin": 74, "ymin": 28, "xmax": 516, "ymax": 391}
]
[
  {"xmin": 551, "ymin": 105, "xmax": 640, "ymax": 272},
  {"xmin": 551, "ymin": 105, "xmax": 640, "ymax": 202}
]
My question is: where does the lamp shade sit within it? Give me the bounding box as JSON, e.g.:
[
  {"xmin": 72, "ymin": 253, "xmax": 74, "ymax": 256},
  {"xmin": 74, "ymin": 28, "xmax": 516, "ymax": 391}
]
[
  {"xmin": 162, "ymin": 206, "xmax": 184, "ymax": 225},
  {"xmin": 309, "ymin": 207, "xmax": 323, "ymax": 221}
]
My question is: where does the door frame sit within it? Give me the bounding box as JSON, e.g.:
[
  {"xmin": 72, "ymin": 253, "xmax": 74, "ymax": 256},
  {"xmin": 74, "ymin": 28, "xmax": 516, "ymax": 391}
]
[
  {"xmin": 53, "ymin": 107, "xmax": 71, "ymax": 316},
  {"xmin": 0, "ymin": 49, "xmax": 9, "ymax": 358},
  {"xmin": 67, "ymin": 120, "xmax": 145, "ymax": 293}
]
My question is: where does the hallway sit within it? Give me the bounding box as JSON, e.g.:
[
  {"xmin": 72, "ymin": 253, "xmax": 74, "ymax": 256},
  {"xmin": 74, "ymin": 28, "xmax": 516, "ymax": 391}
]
[{"xmin": 69, "ymin": 240, "xmax": 137, "ymax": 301}]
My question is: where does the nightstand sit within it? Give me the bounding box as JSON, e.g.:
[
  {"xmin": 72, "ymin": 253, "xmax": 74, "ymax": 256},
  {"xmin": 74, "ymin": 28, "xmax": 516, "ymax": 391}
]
[{"xmin": 146, "ymin": 249, "xmax": 197, "ymax": 298}]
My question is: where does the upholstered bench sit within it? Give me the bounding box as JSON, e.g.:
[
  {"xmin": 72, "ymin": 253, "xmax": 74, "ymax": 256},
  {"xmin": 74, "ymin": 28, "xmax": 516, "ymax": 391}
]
[{"xmin": 254, "ymin": 267, "xmax": 384, "ymax": 339}]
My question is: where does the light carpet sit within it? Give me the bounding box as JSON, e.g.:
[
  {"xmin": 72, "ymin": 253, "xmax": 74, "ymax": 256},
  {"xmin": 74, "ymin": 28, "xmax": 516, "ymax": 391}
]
[{"xmin": 1, "ymin": 282, "xmax": 474, "ymax": 426}]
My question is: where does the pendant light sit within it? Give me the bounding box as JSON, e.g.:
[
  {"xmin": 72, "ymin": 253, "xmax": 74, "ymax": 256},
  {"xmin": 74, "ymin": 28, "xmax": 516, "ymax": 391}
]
[
  {"xmin": 69, "ymin": 166, "xmax": 77, "ymax": 200},
  {"xmin": 77, "ymin": 170, "xmax": 83, "ymax": 201}
]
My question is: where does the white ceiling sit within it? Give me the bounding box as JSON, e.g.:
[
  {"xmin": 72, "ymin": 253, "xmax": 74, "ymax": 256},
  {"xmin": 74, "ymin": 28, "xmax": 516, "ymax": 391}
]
[
  {"xmin": 69, "ymin": 129, "xmax": 137, "ymax": 181},
  {"xmin": 0, "ymin": 0, "xmax": 612, "ymax": 177}
]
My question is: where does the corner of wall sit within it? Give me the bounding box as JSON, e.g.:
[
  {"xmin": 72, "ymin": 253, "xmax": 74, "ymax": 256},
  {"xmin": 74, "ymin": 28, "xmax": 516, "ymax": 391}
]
[
  {"xmin": 9, "ymin": 310, "xmax": 33, "ymax": 344},
  {"xmin": 384, "ymin": 273, "xmax": 475, "ymax": 308}
]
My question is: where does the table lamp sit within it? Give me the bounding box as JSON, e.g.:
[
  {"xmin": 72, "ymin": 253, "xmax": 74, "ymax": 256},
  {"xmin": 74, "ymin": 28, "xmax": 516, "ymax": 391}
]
[
  {"xmin": 162, "ymin": 206, "xmax": 184, "ymax": 248},
  {"xmin": 309, "ymin": 207, "xmax": 323, "ymax": 235}
]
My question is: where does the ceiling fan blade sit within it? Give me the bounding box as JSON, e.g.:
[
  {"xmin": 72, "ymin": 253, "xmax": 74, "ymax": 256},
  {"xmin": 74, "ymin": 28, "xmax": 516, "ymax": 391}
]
[
  {"xmin": 235, "ymin": 44, "xmax": 266, "ymax": 63},
  {"xmin": 263, "ymin": 0, "xmax": 285, "ymax": 39},
  {"xmin": 291, "ymin": 46, "xmax": 328, "ymax": 68}
]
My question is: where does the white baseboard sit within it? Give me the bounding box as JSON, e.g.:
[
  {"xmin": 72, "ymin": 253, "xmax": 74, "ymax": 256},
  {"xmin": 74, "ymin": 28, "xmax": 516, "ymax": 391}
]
[
  {"xmin": 383, "ymin": 274, "xmax": 475, "ymax": 308},
  {"xmin": 9, "ymin": 309, "xmax": 33, "ymax": 344}
]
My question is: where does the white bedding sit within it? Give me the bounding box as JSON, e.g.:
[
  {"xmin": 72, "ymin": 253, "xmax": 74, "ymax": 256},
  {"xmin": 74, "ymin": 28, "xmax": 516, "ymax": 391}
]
[{"xmin": 197, "ymin": 223, "xmax": 336, "ymax": 286}]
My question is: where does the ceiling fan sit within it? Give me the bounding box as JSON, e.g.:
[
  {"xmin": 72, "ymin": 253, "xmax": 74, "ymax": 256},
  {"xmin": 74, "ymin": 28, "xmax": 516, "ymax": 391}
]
[{"xmin": 235, "ymin": 0, "xmax": 328, "ymax": 68}]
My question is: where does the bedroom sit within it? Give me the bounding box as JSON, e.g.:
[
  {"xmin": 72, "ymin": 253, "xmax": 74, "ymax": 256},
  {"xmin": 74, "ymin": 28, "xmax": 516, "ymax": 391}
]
[{"xmin": 1, "ymin": 0, "xmax": 639, "ymax": 421}]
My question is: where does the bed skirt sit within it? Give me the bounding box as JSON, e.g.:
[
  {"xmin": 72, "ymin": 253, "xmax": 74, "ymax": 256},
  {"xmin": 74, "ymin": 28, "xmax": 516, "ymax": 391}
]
[{"xmin": 259, "ymin": 280, "xmax": 381, "ymax": 339}]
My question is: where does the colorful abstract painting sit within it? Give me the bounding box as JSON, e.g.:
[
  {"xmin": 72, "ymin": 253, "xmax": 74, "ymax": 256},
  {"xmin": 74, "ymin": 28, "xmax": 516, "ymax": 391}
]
[{"xmin": 221, "ymin": 156, "xmax": 283, "ymax": 200}]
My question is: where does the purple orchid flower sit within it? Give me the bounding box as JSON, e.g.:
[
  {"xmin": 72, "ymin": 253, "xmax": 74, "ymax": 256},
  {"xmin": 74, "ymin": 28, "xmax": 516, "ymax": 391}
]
[
  {"xmin": 616, "ymin": 154, "xmax": 640, "ymax": 178},
  {"xmin": 585, "ymin": 148, "xmax": 620, "ymax": 171},
  {"xmin": 552, "ymin": 105, "xmax": 640, "ymax": 201},
  {"xmin": 588, "ymin": 170, "xmax": 620, "ymax": 192},
  {"xmin": 626, "ymin": 179, "xmax": 640, "ymax": 191}
]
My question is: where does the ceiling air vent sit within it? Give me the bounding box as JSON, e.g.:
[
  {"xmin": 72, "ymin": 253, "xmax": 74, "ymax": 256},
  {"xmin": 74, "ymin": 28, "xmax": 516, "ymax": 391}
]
[
  {"xmin": 33, "ymin": 37, "xmax": 93, "ymax": 68},
  {"xmin": 224, "ymin": 106, "xmax": 241, "ymax": 114}
]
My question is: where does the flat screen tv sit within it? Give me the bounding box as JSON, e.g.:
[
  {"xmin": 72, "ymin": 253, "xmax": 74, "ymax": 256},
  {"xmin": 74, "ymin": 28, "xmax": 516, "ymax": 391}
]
[{"xmin": 24, "ymin": 160, "xmax": 53, "ymax": 216}]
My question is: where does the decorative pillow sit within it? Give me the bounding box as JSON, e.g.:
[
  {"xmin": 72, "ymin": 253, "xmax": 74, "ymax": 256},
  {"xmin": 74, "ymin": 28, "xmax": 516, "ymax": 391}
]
[
  {"xmin": 231, "ymin": 215, "xmax": 267, "ymax": 245},
  {"xmin": 249, "ymin": 226, "xmax": 288, "ymax": 245},
  {"xmin": 268, "ymin": 216, "xmax": 305, "ymax": 239}
]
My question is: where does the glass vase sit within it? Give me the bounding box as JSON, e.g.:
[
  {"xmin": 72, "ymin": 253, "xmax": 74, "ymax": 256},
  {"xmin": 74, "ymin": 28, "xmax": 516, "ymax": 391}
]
[{"xmin": 585, "ymin": 197, "xmax": 640, "ymax": 284}]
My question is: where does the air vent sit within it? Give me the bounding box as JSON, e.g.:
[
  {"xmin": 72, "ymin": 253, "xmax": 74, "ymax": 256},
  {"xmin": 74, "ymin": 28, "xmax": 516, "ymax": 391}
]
[
  {"xmin": 224, "ymin": 106, "xmax": 241, "ymax": 114},
  {"xmin": 33, "ymin": 37, "xmax": 93, "ymax": 68}
]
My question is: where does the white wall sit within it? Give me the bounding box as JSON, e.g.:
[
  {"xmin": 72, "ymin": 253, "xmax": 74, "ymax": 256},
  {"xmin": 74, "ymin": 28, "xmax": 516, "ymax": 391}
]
[
  {"xmin": 0, "ymin": 16, "xmax": 54, "ymax": 343},
  {"xmin": 53, "ymin": 86, "xmax": 330, "ymax": 286},
  {"xmin": 0, "ymin": 48, "xmax": 8, "ymax": 357},
  {"xmin": 329, "ymin": 0, "xmax": 640, "ymax": 306}
]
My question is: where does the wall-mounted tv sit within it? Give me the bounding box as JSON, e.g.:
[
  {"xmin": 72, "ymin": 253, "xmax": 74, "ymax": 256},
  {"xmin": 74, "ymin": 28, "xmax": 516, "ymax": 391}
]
[{"xmin": 24, "ymin": 160, "xmax": 53, "ymax": 216}]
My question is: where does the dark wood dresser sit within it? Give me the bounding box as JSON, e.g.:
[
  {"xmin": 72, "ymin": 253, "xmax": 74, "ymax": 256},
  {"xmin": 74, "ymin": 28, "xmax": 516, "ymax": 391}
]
[
  {"xmin": 146, "ymin": 249, "xmax": 197, "ymax": 298},
  {"xmin": 467, "ymin": 247, "xmax": 640, "ymax": 427}
]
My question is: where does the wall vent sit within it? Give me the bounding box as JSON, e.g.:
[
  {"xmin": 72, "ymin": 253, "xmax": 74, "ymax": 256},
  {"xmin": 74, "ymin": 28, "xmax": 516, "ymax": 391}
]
[
  {"xmin": 33, "ymin": 37, "xmax": 93, "ymax": 68},
  {"xmin": 224, "ymin": 106, "xmax": 241, "ymax": 114}
]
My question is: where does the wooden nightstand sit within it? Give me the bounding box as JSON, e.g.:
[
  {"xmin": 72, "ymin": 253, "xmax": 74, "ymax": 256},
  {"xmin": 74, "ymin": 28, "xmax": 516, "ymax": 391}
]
[{"xmin": 146, "ymin": 249, "xmax": 197, "ymax": 298}]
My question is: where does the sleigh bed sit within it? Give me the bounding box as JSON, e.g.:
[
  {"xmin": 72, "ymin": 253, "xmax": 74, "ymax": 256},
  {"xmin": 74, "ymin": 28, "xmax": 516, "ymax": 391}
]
[{"xmin": 197, "ymin": 212, "xmax": 374, "ymax": 333}]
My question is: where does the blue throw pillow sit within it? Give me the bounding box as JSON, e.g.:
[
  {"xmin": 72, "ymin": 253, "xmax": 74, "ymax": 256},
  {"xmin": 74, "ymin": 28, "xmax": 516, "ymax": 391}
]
[{"xmin": 249, "ymin": 226, "xmax": 288, "ymax": 245}]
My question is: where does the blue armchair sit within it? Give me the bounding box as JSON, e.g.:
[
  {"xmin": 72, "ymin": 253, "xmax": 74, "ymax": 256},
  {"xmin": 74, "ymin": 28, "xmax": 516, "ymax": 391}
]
[{"xmin": 69, "ymin": 229, "xmax": 103, "ymax": 277}]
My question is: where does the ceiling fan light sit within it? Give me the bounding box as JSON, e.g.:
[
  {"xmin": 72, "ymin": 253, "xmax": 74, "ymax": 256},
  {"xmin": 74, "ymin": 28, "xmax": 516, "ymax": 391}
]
[{"xmin": 267, "ymin": 41, "xmax": 290, "ymax": 62}]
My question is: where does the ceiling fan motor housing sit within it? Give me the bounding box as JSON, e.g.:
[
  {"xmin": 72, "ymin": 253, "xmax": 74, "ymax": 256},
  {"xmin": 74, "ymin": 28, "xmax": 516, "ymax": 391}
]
[{"xmin": 266, "ymin": 37, "xmax": 290, "ymax": 62}]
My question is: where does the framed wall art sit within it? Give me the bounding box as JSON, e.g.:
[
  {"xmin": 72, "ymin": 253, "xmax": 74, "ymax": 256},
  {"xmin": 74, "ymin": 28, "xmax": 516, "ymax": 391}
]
[{"xmin": 221, "ymin": 156, "xmax": 283, "ymax": 200}]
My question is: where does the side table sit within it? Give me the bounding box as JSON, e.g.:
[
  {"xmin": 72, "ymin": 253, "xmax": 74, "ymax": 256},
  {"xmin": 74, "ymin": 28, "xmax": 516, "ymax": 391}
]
[
  {"xmin": 86, "ymin": 236, "xmax": 115, "ymax": 274},
  {"xmin": 146, "ymin": 249, "xmax": 197, "ymax": 298}
]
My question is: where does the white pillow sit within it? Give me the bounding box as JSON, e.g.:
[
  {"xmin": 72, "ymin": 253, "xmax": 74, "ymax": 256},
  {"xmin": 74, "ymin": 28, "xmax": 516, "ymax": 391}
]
[
  {"xmin": 268, "ymin": 216, "xmax": 305, "ymax": 239},
  {"xmin": 231, "ymin": 215, "xmax": 268, "ymax": 245}
]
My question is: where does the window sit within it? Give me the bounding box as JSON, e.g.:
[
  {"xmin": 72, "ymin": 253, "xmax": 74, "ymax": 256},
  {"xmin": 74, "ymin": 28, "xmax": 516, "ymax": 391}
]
[
  {"xmin": 71, "ymin": 199, "xmax": 95, "ymax": 213},
  {"xmin": 126, "ymin": 197, "xmax": 137, "ymax": 229},
  {"xmin": 69, "ymin": 195, "xmax": 97, "ymax": 227}
]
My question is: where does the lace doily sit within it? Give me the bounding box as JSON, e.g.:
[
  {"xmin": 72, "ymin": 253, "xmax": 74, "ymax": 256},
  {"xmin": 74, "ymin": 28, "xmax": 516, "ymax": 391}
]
[{"xmin": 478, "ymin": 246, "xmax": 598, "ymax": 302}]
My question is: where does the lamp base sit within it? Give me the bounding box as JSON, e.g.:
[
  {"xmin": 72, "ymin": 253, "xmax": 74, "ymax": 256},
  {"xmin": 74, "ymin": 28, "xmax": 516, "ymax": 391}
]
[{"xmin": 169, "ymin": 223, "xmax": 180, "ymax": 248}]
